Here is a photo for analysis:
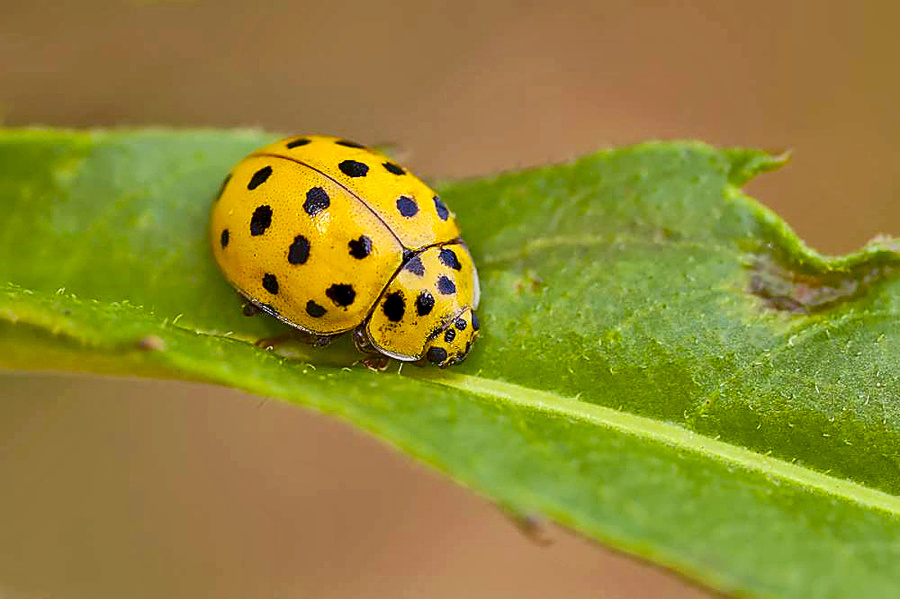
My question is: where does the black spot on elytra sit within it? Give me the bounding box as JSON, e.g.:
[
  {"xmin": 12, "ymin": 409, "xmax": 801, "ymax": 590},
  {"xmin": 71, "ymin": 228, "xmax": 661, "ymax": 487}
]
[
  {"xmin": 383, "ymin": 291, "xmax": 405, "ymax": 322},
  {"xmin": 439, "ymin": 247, "xmax": 461, "ymax": 270},
  {"xmin": 396, "ymin": 196, "xmax": 418, "ymax": 218},
  {"xmin": 455, "ymin": 317, "xmax": 467, "ymax": 330},
  {"xmin": 286, "ymin": 138, "xmax": 311, "ymax": 149},
  {"xmin": 444, "ymin": 328, "xmax": 456, "ymax": 343},
  {"xmin": 437, "ymin": 276, "xmax": 456, "ymax": 295},
  {"xmin": 326, "ymin": 283, "xmax": 356, "ymax": 307},
  {"xmin": 348, "ymin": 235, "xmax": 372, "ymax": 259},
  {"xmin": 335, "ymin": 139, "xmax": 365, "ymax": 149},
  {"xmin": 433, "ymin": 195, "xmax": 449, "ymax": 220},
  {"xmin": 288, "ymin": 235, "xmax": 310, "ymax": 264},
  {"xmin": 215, "ymin": 173, "xmax": 231, "ymax": 201},
  {"xmin": 250, "ymin": 205, "xmax": 273, "ymax": 236},
  {"xmin": 248, "ymin": 166, "xmax": 272, "ymax": 190},
  {"xmin": 304, "ymin": 187, "xmax": 330, "ymax": 216},
  {"xmin": 471, "ymin": 312, "xmax": 479, "ymax": 331},
  {"xmin": 383, "ymin": 162, "xmax": 405, "ymax": 175},
  {"xmin": 262, "ymin": 273, "xmax": 279, "ymax": 295},
  {"xmin": 416, "ymin": 291, "xmax": 434, "ymax": 316},
  {"xmin": 306, "ymin": 300, "xmax": 326, "ymax": 318},
  {"xmin": 220, "ymin": 229, "xmax": 229, "ymax": 248},
  {"xmin": 427, "ymin": 346, "xmax": 448, "ymax": 365},
  {"xmin": 404, "ymin": 255, "xmax": 425, "ymax": 276},
  {"xmin": 339, "ymin": 160, "xmax": 369, "ymax": 178}
]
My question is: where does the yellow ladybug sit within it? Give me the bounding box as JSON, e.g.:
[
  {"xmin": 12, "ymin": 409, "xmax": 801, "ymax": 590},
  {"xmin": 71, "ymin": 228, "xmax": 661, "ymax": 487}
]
[{"xmin": 210, "ymin": 135, "xmax": 480, "ymax": 367}]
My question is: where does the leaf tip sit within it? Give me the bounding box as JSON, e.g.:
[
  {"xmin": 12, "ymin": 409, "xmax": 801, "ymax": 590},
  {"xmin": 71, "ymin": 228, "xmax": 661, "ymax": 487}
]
[{"xmin": 725, "ymin": 148, "xmax": 792, "ymax": 187}]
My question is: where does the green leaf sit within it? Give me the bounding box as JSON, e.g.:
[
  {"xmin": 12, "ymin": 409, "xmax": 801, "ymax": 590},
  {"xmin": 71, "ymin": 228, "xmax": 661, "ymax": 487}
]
[{"xmin": 2, "ymin": 129, "xmax": 899, "ymax": 598}]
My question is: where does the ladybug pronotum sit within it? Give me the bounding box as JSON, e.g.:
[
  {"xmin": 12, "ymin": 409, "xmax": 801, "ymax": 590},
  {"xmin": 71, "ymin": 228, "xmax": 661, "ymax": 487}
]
[{"xmin": 210, "ymin": 135, "xmax": 480, "ymax": 367}]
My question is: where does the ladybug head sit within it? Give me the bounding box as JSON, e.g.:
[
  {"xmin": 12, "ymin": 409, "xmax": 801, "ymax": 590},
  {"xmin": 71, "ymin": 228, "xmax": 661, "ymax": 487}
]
[{"xmin": 424, "ymin": 308, "xmax": 480, "ymax": 368}]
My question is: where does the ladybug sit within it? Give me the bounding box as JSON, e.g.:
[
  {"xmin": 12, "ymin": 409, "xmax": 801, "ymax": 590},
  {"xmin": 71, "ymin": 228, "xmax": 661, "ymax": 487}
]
[{"xmin": 210, "ymin": 135, "xmax": 480, "ymax": 368}]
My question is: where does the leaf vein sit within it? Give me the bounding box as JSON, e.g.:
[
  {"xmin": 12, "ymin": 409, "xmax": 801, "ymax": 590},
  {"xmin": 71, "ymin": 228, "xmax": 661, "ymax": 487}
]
[{"xmin": 414, "ymin": 370, "xmax": 900, "ymax": 515}]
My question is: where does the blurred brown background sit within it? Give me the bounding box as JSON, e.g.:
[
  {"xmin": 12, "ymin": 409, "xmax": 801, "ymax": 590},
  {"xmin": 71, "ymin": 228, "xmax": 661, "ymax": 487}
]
[{"xmin": 1, "ymin": 1, "xmax": 898, "ymax": 597}]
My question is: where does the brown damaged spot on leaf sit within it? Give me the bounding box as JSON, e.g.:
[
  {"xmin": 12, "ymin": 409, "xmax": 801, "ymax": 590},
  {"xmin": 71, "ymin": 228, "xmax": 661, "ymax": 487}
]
[
  {"xmin": 514, "ymin": 270, "xmax": 545, "ymax": 294},
  {"xmin": 748, "ymin": 249, "xmax": 900, "ymax": 314},
  {"xmin": 136, "ymin": 334, "xmax": 166, "ymax": 351}
]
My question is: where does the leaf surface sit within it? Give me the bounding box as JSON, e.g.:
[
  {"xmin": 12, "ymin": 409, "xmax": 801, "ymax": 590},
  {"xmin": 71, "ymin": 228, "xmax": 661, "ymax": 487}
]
[{"xmin": 2, "ymin": 129, "xmax": 899, "ymax": 598}]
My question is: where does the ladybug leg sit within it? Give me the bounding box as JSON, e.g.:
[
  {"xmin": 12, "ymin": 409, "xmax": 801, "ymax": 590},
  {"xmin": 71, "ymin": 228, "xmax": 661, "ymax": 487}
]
[
  {"xmin": 352, "ymin": 327, "xmax": 377, "ymax": 354},
  {"xmin": 256, "ymin": 330, "xmax": 338, "ymax": 350},
  {"xmin": 352, "ymin": 328, "xmax": 391, "ymax": 371},
  {"xmin": 238, "ymin": 297, "xmax": 296, "ymax": 350},
  {"xmin": 360, "ymin": 355, "xmax": 391, "ymax": 371},
  {"xmin": 254, "ymin": 333, "xmax": 294, "ymax": 350},
  {"xmin": 303, "ymin": 332, "xmax": 339, "ymax": 347},
  {"xmin": 235, "ymin": 291, "xmax": 261, "ymax": 316},
  {"xmin": 241, "ymin": 292, "xmax": 340, "ymax": 350}
]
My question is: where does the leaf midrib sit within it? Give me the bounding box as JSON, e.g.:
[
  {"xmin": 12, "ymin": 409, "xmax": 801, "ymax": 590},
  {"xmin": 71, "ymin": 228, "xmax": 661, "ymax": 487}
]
[
  {"xmin": 413, "ymin": 369, "xmax": 900, "ymax": 515},
  {"xmin": 8, "ymin": 281, "xmax": 897, "ymax": 515}
]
